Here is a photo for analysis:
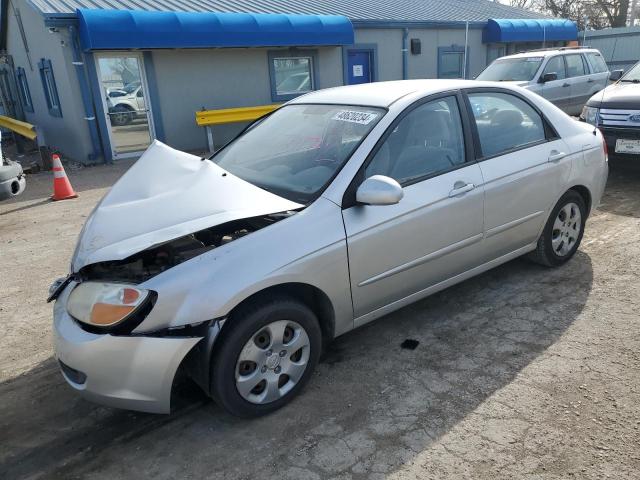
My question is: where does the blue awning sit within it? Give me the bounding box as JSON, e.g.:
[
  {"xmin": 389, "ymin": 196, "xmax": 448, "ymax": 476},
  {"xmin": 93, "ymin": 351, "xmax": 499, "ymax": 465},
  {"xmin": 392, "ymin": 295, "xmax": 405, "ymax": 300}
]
[
  {"xmin": 77, "ymin": 9, "xmax": 354, "ymax": 51},
  {"xmin": 483, "ymin": 18, "xmax": 578, "ymax": 43}
]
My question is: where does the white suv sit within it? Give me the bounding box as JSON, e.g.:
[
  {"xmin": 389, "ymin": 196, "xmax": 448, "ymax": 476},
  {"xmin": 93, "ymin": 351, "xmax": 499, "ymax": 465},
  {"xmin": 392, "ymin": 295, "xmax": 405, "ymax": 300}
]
[{"xmin": 477, "ymin": 47, "xmax": 614, "ymax": 116}]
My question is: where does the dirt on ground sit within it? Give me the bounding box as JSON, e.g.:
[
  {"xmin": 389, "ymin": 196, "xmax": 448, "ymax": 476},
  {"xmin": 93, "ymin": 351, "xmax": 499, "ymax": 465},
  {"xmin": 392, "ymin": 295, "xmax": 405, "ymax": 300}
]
[{"xmin": 0, "ymin": 159, "xmax": 639, "ymax": 480}]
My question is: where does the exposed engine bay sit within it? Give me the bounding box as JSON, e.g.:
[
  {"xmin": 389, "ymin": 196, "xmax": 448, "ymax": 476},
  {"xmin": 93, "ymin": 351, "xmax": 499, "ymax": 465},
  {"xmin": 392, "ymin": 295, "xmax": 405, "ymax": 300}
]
[{"xmin": 79, "ymin": 211, "xmax": 298, "ymax": 283}]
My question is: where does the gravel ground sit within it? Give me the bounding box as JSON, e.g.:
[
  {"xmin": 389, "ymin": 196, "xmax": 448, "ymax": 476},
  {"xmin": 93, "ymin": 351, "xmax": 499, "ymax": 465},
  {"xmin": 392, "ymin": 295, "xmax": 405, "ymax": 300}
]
[{"xmin": 0, "ymin": 159, "xmax": 639, "ymax": 480}]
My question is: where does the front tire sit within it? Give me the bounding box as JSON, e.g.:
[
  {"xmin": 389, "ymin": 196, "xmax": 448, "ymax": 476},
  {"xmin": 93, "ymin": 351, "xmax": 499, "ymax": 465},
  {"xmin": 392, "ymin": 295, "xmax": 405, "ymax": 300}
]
[
  {"xmin": 529, "ymin": 190, "xmax": 587, "ymax": 267},
  {"xmin": 210, "ymin": 297, "xmax": 322, "ymax": 417},
  {"xmin": 110, "ymin": 105, "xmax": 134, "ymax": 126}
]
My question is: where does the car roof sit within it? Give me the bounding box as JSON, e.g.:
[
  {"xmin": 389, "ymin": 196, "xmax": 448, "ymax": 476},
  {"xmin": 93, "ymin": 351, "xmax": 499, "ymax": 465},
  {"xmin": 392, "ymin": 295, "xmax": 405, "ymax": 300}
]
[
  {"xmin": 499, "ymin": 48, "xmax": 600, "ymax": 60},
  {"xmin": 288, "ymin": 79, "xmax": 484, "ymax": 108}
]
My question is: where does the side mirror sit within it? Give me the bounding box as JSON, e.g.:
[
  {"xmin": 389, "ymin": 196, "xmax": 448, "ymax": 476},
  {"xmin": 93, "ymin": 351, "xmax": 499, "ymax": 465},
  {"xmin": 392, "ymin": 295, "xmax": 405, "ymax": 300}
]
[
  {"xmin": 609, "ymin": 69, "xmax": 624, "ymax": 81},
  {"xmin": 356, "ymin": 175, "xmax": 403, "ymax": 206},
  {"xmin": 540, "ymin": 72, "xmax": 558, "ymax": 83}
]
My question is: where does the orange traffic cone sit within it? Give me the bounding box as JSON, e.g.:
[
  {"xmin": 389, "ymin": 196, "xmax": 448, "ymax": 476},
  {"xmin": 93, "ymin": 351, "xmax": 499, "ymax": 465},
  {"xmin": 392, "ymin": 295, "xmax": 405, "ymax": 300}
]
[{"xmin": 51, "ymin": 154, "xmax": 78, "ymax": 201}]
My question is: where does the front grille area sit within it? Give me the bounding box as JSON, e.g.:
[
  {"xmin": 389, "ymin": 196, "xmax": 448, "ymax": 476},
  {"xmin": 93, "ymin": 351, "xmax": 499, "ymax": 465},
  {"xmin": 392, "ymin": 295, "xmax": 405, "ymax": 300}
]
[{"xmin": 599, "ymin": 109, "xmax": 640, "ymax": 128}]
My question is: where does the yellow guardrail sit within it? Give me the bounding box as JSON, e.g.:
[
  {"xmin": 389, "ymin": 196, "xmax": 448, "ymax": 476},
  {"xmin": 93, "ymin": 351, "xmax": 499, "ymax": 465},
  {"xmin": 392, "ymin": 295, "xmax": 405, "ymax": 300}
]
[
  {"xmin": 0, "ymin": 115, "xmax": 37, "ymax": 141},
  {"xmin": 196, "ymin": 104, "xmax": 281, "ymax": 127},
  {"xmin": 196, "ymin": 104, "xmax": 281, "ymax": 152}
]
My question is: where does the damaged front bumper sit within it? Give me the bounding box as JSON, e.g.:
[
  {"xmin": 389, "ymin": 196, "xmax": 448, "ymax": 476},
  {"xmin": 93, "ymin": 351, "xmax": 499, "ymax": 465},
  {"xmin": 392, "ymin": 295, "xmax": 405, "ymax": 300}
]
[{"xmin": 52, "ymin": 283, "xmax": 204, "ymax": 414}]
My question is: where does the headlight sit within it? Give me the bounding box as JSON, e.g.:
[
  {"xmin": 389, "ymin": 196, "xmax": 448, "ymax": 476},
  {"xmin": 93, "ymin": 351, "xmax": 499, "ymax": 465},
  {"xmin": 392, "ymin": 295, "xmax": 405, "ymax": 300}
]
[
  {"xmin": 67, "ymin": 282, "xmax": 149, "ymax": 329},
  {"xmin": 581, "ymin": 106, "xmax": 599, "ymax": 126}
]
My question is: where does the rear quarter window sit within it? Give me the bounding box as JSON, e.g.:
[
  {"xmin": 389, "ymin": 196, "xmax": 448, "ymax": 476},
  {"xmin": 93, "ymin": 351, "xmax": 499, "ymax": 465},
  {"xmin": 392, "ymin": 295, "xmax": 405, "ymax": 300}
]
[{"xmin": 585, "ymin": 52, "xmax": 608, "ymax": 73}]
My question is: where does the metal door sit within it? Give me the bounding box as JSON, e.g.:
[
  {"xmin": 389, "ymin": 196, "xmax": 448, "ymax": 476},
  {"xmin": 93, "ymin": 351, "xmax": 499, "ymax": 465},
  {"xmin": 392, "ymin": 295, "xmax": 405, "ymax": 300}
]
[
  {"xmin": 343, "ymin": 165, "xmax": 485, "ymax": 318},
  {"xmin": 342, "ymin": 95, "xmax": 484, "ymax": 318},
  {"xmin": 95, "ymin": 53, "xmax": 155, "ymax": 159},
  {"xmin": 564, "ymin": 54, "xmax": 591, "ymax": 115},
  {"xmin": 347, "ymin": 51, "xmax": 372, "ymax": 85},
  {"xmin": 467, "ymin": 90, "xmax": 572, "ymax": 259},
  {"xmin": 540, "ymin": 55, "xmax": 571, "ymax": 112}
]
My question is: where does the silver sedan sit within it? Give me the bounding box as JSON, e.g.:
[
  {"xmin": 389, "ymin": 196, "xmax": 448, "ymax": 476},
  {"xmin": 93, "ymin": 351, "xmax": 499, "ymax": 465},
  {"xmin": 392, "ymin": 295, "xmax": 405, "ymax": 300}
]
[{"xmin": 50, "ymin": 80, "xmax": 608, "ymax": 417}]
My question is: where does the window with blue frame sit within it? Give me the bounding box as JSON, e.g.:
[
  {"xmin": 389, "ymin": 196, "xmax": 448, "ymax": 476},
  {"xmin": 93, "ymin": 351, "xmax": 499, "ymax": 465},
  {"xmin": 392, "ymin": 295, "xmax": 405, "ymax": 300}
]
[
  {"xmin": 268, "ymin": 50, "xmax": 318, "ymax": 102},
  {"xmin": 38, "ymin": 59, "xmax": 62, "ymax": 117},
  {"xmin": 438, "ymin": 46, "xmax": 470, "ymax": 79},
  {"xmin": 15, "ymin": 67, "xmax": 33, "ymax": 113}
]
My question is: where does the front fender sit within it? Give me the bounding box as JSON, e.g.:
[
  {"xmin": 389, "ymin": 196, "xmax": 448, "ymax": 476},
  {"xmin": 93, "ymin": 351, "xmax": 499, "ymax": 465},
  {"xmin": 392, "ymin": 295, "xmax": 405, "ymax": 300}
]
[{"xmin": 136, "ymin": 198, "xmax": 353, "ymax": 337}]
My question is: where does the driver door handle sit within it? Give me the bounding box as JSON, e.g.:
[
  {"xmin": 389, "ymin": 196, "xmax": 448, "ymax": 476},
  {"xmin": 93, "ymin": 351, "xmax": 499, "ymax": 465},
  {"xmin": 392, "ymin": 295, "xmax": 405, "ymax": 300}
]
[
  {"xmin": 562, "ymin": 82, "xmax": 570, "ymax": 87},
  {"xmin": 587, "ymin": 78, "xmax": 594, "ymax": 83},
  {"xmin": 449, "ymin": 182, "xmax": 475, "ymax": 197}
]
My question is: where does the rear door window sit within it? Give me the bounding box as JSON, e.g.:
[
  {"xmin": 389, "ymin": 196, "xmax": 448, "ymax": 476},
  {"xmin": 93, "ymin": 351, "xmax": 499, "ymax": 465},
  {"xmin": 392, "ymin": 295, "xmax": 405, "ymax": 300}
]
[
  {"xmin": 468, "ymin": 92, "xmax": 546, "ymax": 158},
  {"xmin": 565, "ymin": 54, "xmax": 586, "ymax": 78}
]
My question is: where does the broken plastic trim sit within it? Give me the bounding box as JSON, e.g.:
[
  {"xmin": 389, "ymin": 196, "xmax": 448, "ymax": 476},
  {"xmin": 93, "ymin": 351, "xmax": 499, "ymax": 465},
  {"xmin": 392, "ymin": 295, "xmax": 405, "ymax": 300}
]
[
  {"xmin": 132, "ymin": 318, "xmax": 221, "ymax": 338},
  {"xmin": 78, "ymin": 211, "xmax": 298, "ymax": 284},
  {"xmin": 179, "ymin": 319, "xmax": 226, "ymax": 395}
]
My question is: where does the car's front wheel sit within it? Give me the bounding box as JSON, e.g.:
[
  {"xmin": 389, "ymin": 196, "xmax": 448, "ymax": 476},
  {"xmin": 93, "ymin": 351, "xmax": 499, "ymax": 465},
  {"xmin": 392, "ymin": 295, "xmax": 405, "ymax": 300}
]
[
  {"xmin": 210, "ymin": 297, "xmax": 322, "ymax": 417},
  {"xmin": 110, "ymin": 105, "xmax": 134, "ymax": 126},
  {"xmin": 529, "ymin": 190, "xmax": 587, "ymax": 267}
]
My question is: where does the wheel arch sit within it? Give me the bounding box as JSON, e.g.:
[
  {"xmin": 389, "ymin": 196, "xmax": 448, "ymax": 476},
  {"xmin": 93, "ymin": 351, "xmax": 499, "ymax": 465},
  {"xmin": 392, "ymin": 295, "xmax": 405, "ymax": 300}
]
[
  {"xmin": 114, "ymin": 102, "xmax": 135, "ymax": 111},
  {"xmin": 181, "ymin": 282, "xmax": 336, "ymax": 397},
  {"xmin": 568, "ymin": 184, "xmax": 592, "ymax": 215},
  {"xmin": 225, "ymin": 282, "xmax": 336, "ymax": 344}
]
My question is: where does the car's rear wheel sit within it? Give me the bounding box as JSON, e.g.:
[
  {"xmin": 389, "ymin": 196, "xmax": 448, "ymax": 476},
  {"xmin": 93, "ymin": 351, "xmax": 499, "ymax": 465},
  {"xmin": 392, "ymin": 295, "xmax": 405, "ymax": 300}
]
[
  {"xmin": 210, "ymin": 297, "xmax": 321, "ymax": 417},
  {"xmin": 110, "ymin": 105, "xmax": 134, "ymax": 126},
  {"xmin": 529, "ymin": 190, "xmax": 587, "ymax": 267}
]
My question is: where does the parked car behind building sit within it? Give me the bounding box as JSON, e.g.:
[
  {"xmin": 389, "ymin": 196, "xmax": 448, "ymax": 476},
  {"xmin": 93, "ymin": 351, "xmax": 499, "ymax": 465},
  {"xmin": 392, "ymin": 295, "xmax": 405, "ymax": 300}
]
[
  {"xmin": 581, "ymin": 61, "xmax": 640, "ymax": 158},
  {"xmin": 477, "ymin": 47, "xmax": 612, "ymax": 116}
]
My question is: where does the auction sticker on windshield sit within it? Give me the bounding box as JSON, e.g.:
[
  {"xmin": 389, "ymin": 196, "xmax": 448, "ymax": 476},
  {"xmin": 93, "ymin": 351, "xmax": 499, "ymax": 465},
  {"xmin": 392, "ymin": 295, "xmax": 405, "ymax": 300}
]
[{"xmin": 333, "ymin": 110, "xmax": 378, "ymax": 125}]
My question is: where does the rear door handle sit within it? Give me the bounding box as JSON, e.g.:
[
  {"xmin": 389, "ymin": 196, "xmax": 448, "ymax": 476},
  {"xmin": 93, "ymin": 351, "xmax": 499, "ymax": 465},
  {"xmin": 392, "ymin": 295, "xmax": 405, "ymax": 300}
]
[
  {"xmin": 449, "ymin": 182, "xmax": 475, "ymax": 197},
  {"xmin": 587, "ymin": 78, "xmax": 594, "ymax": 83},
  {"xmin": 562, "ymin": 83, "xmax": 570, "ymax": 87},
  {"xmin": 548, "ymin": 150, "xmax": 567, "ymax": 162}
]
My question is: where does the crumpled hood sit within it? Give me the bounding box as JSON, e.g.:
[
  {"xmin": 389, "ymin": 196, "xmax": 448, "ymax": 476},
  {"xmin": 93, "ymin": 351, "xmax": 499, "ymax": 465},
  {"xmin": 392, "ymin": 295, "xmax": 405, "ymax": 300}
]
[{"xmin": 72, "ymin": 141, "xmax": 302, "ymax": 271}]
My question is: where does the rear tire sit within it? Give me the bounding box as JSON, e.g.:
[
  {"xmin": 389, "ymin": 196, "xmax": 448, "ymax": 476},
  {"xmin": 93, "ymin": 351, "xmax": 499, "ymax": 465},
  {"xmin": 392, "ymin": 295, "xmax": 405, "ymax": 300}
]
[
  {"xmin": 529, "ymin": 190, "xmax": 587, "ymax": 267},
  {"xmin": 210, "ymin": 297, "xmax": 321, "ymax": 417}
]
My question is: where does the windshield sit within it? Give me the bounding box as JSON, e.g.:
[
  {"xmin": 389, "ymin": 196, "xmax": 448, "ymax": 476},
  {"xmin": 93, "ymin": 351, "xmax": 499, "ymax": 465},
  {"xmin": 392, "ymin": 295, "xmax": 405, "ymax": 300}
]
[
  {"xmin": 621, "ymin": 62, "xmax": 640, "ymax": 82},
  {"xmin": 213, "ymin": 104, "xmax": 385, "ymax": 203},
  {"xmin": 477, "ymin": 57, "xmax": 544, "ymax": 81}
]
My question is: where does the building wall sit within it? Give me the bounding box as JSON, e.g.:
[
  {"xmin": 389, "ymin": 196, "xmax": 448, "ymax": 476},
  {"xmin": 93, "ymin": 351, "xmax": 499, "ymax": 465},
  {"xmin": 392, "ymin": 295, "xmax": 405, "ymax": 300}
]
[
  {"xmin": 354, "ymin": 27, "xmax": 498, "ymax": 81},
  {"xmin": 404, "ymin": 27, "xmax": 487, "ymax": 79},
  {"xmin": 354, "ymin": 28, "xmax": 404, "ymax": 80},
  {"xmin": 5, "ymin": 3, "xmax": 95, "ymax": 162},
  {"xmin": 151, "ymin": 46, "xmax": 343, "ymax": 152},
  {"xmin": 581, "ymin": 27, "xmax": 640, "ymax": 71},
  {"xmin": 5, "ymin": 9, "xmax": 551, "ymax": 163}
]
